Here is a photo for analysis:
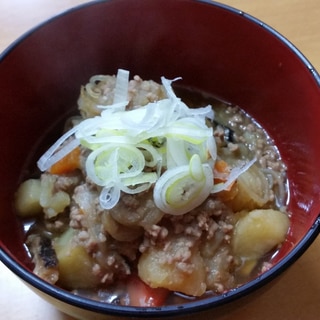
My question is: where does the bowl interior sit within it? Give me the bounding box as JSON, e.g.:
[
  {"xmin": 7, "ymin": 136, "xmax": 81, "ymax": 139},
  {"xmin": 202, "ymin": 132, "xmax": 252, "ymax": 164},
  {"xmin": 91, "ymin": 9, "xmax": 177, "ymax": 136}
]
[{"xmin": 0, "ymin": 0, "xmax": 320, "ymax": 316}]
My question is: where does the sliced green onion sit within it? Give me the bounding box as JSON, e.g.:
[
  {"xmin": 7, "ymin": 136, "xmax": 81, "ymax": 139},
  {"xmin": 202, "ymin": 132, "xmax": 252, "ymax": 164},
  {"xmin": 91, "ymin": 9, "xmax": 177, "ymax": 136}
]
[
  {"xmin": 166, "ymin": 138, "xmax": 190, "ymax": 169},
  {"xmin": 165, "ymin": 126, "xmax": 212, "ymax": 144},
  {"xmin": 120, "ymin": 172, "xmax": 158, "ymax": 194},
  {"xmin": 96, "ymin": 101, "xmax": 128, "ymax": 112},
  {"xmin": 206, "ymin": 135, "xmax": 217, "ymax": 161},
  {"xmin": 37, "ymin": 127, "xmax": 80, "ymax": 172},
  {"xmin": 161, "ymin": 76, "xmax": 182, "ymax": 100},
  {"xmin": 189, "ymin": 153, "xmax": 205, "ymax": 181},
  {"xmin": 86, "ymin": 144, "xmax": 145, "ymax": 187},
  {"xmin": 136, "ymin": 143, "xmax": 162, "ymax": 168},
  {"xmin": 153, "ymin": 154, "xmax": 213, "ymax": 215},
  {"xmin": 113, "ymin": 69, "xmax": 129, "ymax": 104},
  {"xmin": 38, "ymin": 70, "xmax": 218, "ymax": 212},
  {"xmin": 99, "ymin": 183, "xmax": 121, "ymax": 209},
  {"xmin": 86, "ymin": 145, "xmax": 118, "ymax": 186}
]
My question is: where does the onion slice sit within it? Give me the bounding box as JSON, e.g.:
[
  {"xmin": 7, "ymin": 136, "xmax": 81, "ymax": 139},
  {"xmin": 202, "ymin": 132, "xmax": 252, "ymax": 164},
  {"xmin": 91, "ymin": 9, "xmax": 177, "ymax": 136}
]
[{"xmin": 211, "ymin": 158, "xmax": 257, "ymax": 193}]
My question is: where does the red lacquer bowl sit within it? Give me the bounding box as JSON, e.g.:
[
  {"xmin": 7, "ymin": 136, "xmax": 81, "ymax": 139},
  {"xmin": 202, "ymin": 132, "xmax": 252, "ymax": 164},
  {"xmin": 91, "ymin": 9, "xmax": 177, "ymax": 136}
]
[{"xmin": 0, "ymin": 0, "xmax": 320, "ymax": 319}]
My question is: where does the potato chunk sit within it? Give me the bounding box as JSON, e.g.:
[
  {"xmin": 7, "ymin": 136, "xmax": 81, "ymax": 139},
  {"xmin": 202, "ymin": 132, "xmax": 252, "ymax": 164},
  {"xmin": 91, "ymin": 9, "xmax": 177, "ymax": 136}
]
[
  {"xmin": 40, "ymin": 174, "xmax": 70, "ymax": 219},
  {"xmin": 232, "ymin": 209, "xmax": 290, "ymax": 259},
  {"xmin": 15, "ymin": 179, "xmax": 42, "ymax": 217},
  {"xmin": 54, "ymin": 228, "xmax": 100, "ymax": 289},
  {"xmin": 138, "ymin": 235, "xmax": 206, "ymax": 296}
]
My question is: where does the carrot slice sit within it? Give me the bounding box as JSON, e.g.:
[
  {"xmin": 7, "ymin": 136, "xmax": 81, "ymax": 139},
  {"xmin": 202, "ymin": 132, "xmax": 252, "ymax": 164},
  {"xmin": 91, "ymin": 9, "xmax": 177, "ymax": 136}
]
[
  {"xmin": 214, "ymin": 159, "xmax": 230, "ymax": 173},
  {"xmin": 214, "ymin": 159, "xmax": 230, "ymax": 182},
  {"xmin": 127, "ymin": 275, "xmax": 169, "ymax": 307},
  {"xmin": 49, "ymin": 147, "xmax": 81, "ymax": 174},
  {"xmin": 213, "ymin": 159, "xmax": 234, "ymax": 191}
]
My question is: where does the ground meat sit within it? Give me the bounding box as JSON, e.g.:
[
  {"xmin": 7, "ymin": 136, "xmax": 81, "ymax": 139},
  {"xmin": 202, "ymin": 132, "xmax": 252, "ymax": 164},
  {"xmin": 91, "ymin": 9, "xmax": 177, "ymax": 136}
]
[
  {"xmin": 67, "ymin": 182, "xmax": 141, "ymax": 285},
  {"xmin": 54, "ymin": 171, "xmax": 83, "ymax": 193},
  {"xmin": 139, "ymin": 195, "xmax": 234, "ymax": 272},
  {"xmin": 127, "ymin": 75, "xmax": 167, "ymax": 109},
  {"xmin": 162, "ymin": 236, "xmax": 194, "ymax": 264}
]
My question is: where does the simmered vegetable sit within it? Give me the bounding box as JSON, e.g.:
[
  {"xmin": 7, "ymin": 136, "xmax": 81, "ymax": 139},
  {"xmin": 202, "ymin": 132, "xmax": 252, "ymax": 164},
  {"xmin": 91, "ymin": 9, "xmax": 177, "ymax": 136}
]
[
  {"xmin": 126, "ymin": 275, "xmax": 169, "ymax": 307},
  {"xmin": 40, "ymin": 174, "xmax": 70, "ymax": 219},
  {"xmin": 232, "ymin": 209, "xmax": 290, "ymax": 260},
  {"xmin": 16, "ymin": 70, "xmax": 290, "ymax": 307},
  {"xmin": 101, "ymin": 212, "xmax": 143, "ymax": 242},
  {"xmin": 49, "ymin": 146, "xmax": 81, "ymax": 174},
  {"xmin": 54, "ymin": 228, "xmax": 100, "ymax": 289},
  {"xmin": 15, "ymin": 179, "xmax": 42, "ymax": 217},
  {"xmin": 138, "ymin": 235, "xmax": 207, "ymax": 296},
  {"xmin": 225, "ymin": 164, "xmax": 271, "ymax": 212}
]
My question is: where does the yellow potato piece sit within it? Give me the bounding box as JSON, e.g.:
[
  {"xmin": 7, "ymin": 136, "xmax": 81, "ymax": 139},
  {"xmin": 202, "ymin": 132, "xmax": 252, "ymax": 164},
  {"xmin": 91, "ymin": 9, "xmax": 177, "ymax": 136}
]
[
  {"xmin": 54, "ymin": 228, "xmax": 100, "ymax": 289},
  {"xmin": 138, "ymin": 236, "xmax": 206, "ymax": 296},
  {"xmin": 40, "ymin": 174, "xmax": 70, "ymax": 219},
  {"xmin": 232, "ymin": 209, "xmax": 290, "ymax": 259},
  {"xmin": 15, "ymin": 179, "xmax": 42, "ymax": 217}
]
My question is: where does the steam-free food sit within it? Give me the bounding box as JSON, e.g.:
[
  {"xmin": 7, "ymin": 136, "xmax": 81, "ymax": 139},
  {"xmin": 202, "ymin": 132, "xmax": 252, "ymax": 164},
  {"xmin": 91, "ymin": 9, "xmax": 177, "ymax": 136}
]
[{"xmin": 15, "ymin": 70, "xmax": 290, "ymax": 306}]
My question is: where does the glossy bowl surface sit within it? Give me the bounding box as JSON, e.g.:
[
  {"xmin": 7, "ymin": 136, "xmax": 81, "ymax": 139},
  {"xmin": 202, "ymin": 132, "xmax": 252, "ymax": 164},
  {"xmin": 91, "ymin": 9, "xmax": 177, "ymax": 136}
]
[{"xmin": 1, "ymin": 0, "xmax": 320, "ymax": 318}]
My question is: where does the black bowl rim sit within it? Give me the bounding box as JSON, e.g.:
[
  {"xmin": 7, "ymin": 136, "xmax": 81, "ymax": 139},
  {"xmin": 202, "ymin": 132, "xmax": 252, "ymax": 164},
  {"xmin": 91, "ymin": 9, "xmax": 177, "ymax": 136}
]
[{"xmin": 1, "ymin": 0, "xmax": 320, "ymax": 317}]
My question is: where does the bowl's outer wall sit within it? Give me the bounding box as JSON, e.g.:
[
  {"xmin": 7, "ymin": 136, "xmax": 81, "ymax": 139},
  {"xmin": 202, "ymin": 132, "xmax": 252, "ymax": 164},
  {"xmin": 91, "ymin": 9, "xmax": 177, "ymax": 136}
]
[{"xmin": 0, "ymin": 0, "xmax": 320, "ymax": 309}]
